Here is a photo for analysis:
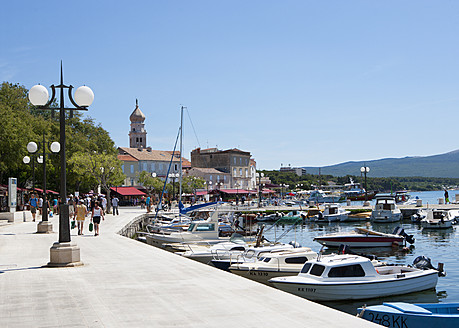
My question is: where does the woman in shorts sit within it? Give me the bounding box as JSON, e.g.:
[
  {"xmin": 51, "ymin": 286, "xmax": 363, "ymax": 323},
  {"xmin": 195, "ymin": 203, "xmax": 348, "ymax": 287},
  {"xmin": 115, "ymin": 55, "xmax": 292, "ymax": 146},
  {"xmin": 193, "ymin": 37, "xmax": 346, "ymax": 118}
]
[
  {"xmin": 74, "ymin": 199, "xmax": 88, "ymax": 235},
  {"xmin": 91, "ymin": 201, "xmax": 105, "ymax": 236}
]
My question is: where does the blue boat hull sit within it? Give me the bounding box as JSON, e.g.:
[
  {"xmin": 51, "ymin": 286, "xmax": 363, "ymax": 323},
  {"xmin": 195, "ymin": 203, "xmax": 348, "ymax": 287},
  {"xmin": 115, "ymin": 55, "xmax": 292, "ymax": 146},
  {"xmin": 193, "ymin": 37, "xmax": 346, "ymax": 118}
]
[{"xmin": 357, "ymin": 302, "xmax": 459, "ymax": 328}]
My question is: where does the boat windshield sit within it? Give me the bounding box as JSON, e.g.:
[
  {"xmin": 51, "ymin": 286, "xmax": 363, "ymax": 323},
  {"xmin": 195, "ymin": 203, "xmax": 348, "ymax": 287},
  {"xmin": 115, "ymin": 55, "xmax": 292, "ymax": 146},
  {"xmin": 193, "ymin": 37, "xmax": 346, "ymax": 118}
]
[
  {"xmin": 310, "ymin": 264, "xmax": 326, "ymax": 276},
  {"xmin": 301, "ymin": 262, "xmax": 312, "ymax": 273}
]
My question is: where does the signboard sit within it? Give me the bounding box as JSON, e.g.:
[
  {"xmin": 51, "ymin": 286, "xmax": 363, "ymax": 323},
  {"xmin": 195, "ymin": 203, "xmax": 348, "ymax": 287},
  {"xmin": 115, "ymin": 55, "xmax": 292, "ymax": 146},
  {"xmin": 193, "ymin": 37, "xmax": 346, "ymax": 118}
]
[{"xmin": 8, "ymin": 177, "xmax": 17, "ymax": 212}]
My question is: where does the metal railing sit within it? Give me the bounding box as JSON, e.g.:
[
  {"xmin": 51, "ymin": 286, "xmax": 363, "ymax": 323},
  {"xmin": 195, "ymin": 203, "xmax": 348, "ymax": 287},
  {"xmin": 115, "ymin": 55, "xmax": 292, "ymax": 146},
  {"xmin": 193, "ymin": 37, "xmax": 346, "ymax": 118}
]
[{"xmin": 118, "ymin": 214, "xmax": 152, "ymax": 238}]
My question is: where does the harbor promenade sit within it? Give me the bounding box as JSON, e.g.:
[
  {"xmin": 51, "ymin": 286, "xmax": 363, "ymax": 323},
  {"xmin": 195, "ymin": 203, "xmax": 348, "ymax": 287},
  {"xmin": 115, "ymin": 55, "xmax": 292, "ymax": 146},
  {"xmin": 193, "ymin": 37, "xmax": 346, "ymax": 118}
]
[{"xmin": 0, "ymin": 207, "xmax": 379, "ymax": 327}]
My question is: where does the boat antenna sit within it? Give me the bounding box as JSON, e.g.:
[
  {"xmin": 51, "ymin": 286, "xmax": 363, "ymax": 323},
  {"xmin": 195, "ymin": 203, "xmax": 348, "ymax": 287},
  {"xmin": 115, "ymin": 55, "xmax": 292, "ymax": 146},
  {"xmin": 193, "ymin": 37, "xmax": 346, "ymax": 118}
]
[{"xmin": 179, "ymin": 106, "xmax": 185, "ymax": 207}]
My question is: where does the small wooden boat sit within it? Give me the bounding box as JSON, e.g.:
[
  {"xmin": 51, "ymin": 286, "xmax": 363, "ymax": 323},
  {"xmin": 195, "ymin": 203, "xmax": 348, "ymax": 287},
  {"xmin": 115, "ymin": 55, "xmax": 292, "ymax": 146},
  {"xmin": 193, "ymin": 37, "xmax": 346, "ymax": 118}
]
[
  {"xmin": 313, "ymin": 227, "xmax": 414, "ymax": 248},
  {"xmin": 357, "ymin": 302, "xmax": 459, "ymax": 328}
]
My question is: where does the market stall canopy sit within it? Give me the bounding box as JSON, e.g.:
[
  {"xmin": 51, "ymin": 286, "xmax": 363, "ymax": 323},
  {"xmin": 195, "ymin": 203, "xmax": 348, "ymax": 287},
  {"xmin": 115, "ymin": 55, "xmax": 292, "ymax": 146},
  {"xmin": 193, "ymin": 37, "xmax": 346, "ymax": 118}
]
[{"xmin": 110, "ymin": 187, "xmax": 146, "ymax": 196}]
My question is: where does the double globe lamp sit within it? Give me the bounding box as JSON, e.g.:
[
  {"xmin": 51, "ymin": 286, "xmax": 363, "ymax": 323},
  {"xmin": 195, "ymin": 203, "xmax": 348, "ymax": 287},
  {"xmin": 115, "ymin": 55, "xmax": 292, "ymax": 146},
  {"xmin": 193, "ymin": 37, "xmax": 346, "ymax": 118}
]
[{"xmin": 28, "ymin": 79, "xmax": 94, "ymax": 267}]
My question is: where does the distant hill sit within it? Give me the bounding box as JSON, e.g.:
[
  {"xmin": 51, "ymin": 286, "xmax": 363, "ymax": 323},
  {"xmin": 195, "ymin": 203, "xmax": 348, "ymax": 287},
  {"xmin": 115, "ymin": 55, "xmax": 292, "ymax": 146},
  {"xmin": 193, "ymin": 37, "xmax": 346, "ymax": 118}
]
[{"xmin": 303, "ymin": 150, "xmax": 459, "ymax": 178}]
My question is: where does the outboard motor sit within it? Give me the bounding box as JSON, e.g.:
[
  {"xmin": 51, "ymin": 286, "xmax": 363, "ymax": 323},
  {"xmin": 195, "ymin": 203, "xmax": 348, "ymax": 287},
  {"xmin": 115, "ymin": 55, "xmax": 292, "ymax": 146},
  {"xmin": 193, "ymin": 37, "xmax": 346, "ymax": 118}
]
[
  {"xmin": 393, "ymin": 226, "xmax": 415, "ymax": 244},
  {"xmin": 413, "ymin": 255, "xmax": 446, "ymax": 276}
]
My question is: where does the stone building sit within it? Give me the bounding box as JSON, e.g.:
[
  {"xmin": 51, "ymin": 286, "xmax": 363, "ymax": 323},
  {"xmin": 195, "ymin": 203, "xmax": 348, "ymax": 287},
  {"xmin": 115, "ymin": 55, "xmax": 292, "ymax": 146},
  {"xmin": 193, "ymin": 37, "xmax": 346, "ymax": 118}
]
[{"xmin": 190, "ymin": 147, "xmax": 253, "ymax": 190}]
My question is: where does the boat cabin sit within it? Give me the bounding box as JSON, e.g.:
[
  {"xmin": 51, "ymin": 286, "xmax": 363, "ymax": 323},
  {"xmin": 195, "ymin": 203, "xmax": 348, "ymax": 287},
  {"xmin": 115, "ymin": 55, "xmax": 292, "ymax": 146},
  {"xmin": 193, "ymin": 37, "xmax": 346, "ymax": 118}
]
[
  {"xmin": 299, "ymin": 255, "xmax": 378, "ymax": 279},
  {"xmin": 374, "ymin": 195, "xmax": 397, "ymax": 211}
]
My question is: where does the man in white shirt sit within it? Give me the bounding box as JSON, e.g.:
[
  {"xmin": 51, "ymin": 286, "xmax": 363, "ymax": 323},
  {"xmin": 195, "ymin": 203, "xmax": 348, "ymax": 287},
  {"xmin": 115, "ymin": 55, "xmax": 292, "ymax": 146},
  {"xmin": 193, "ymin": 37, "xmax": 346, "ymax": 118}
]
[
  {"xmin": 111, "ymin": 196, "xmax": 119, "ymax": 215},
  {"xmin": 101, "ymin": 196, "xmax": 107, "ymax": 212}
]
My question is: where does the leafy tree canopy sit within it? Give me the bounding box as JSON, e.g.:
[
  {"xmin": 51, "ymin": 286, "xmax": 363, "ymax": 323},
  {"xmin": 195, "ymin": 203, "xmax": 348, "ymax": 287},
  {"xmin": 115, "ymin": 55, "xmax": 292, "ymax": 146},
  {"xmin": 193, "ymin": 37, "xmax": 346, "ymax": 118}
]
[{"xmin": 0, "ymin": 82, "xmax": 125, "ymax": 194}]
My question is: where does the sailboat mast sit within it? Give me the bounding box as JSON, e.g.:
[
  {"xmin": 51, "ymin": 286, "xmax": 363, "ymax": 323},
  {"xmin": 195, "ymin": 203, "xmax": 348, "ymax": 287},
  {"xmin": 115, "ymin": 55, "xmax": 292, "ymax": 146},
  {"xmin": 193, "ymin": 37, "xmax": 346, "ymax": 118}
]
[{"xmin": 179, "ymin": 106, "xmax": 184, "ymax": 204}]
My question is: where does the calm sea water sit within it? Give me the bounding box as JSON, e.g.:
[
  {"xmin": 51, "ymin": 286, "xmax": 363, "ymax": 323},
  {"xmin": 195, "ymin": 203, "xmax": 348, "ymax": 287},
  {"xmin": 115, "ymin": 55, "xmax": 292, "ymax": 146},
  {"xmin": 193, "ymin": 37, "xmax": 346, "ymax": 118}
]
[{"xmin": 261, "ymin": 190, "xmax": 459, "ymax": 315}]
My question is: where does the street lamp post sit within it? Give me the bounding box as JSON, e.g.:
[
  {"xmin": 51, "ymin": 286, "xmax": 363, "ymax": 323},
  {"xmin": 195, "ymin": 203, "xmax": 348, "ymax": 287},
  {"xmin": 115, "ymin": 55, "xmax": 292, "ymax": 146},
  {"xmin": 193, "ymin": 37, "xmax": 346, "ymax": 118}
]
[
  {"xmin": 168, "ymin": 172, "xmax": 179, "ymax": 201},
  {"xmin": 360, "ymin": 165, "xmax": 370, "ymax": 206},
  {"xmin": 256, "ymin": 172, "xmax": 264, "ymax": 208},
  {"xmin": 25, "ymin": 134, "xmax": 60, "ymax": 233},
  {"xmin": 29, "ymin": 63, "xmax": 94, "ymax": 266},
  {"xmin": 22, "ymin": 154, "xmax": 37, "ymax": 194},
  {"xmin": 215, "ymin": 181, "xmax": 223, "ymax": 201}
]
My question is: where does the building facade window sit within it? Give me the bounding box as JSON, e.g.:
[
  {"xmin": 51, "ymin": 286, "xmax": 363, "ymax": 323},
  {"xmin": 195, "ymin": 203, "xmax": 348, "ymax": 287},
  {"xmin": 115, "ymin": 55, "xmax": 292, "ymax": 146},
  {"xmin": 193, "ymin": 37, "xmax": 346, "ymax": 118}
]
[
  {"xmin": 245, "ymin": 169, "xmax": 248, "ymax": 177},
  {"xmin": 130, "ymin": 165, "xmax": 134, "ymax": 174},
  {"xmin": 121, "ymin": 165, "xmax": 124, "ymax": 173},
  {"xmin": 239, "ymin": 168, "xmax": 242, "ymax": 176},
  {"xmin": 151, "ymin": 163, "xmax": 155, "ymax": 171},
  {"xmin": 143, "ymin": 163, "xmax": 147, "ymax": 171},
  {"xmin": 233, "ymin": 168, "xmax": 237, "ymax": 176}
]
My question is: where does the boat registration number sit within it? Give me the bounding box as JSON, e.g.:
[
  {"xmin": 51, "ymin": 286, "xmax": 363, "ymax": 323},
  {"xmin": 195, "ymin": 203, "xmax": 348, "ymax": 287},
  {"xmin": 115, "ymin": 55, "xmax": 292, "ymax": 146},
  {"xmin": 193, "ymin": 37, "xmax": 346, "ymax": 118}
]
[
  {"xmin": 249, "ymin": 272, "xmax": 268, "ymax": 276},
  {"xmin": 297, "ymin": 287, "xmax": 316, "ymax": 293},
  {"xmin": 366, "ymin": 312, "xmax": 408, "ymax": 328}
]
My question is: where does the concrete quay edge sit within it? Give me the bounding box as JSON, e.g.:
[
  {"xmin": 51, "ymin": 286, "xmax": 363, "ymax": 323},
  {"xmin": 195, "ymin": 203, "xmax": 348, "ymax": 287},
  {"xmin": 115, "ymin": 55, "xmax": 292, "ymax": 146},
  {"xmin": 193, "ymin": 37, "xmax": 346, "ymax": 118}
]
[{"xmin": 0, "ymin": 207, "xmax": 379, "ymax": 327}]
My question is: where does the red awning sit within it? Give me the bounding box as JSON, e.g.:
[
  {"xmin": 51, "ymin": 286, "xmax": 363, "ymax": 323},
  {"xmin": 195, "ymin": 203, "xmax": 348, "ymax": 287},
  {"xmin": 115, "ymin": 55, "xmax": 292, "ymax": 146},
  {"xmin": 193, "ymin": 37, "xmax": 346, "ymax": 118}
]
[
  {"xmin": 31, "ymin": 188, "xmax": 59, "ymax": 195},
  {"xmin": 110, "ymin": 187, "xmax": 146, "ymax": 196},
  {"xmin": 262, "ymin": 189, "xmax": 276, "ymax": 194},
  {"xmin": 220, "ymin": 189, "xmax": 250, "ymax": 194},
  {"xmin": 195, "ymin": 191, "xmax": 208, "ymax": 196}
]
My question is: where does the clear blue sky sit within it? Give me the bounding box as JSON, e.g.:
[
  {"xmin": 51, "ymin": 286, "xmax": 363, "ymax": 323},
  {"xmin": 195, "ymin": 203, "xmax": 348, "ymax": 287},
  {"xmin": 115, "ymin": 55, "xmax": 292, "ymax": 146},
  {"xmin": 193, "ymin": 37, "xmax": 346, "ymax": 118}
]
[{"xmin": 2, "ymin": 1, "xmax": 459, "ymax": 171}]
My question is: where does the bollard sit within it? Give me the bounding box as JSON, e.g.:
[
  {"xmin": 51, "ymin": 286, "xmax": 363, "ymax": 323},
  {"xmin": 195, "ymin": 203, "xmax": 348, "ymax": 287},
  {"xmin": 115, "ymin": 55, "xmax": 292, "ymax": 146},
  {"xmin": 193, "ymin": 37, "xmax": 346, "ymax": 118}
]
[{"xmin": 416, "ymin": 199, "xmax": 422, "ymax": 207}]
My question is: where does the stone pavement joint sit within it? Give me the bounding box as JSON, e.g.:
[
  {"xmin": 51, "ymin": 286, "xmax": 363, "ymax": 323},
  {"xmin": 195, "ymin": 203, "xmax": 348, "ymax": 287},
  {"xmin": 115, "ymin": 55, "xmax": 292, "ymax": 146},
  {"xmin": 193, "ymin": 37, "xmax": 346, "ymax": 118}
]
[{"xmin": 0, "ymin": 208, "xmax": 379, "ymax": 327}]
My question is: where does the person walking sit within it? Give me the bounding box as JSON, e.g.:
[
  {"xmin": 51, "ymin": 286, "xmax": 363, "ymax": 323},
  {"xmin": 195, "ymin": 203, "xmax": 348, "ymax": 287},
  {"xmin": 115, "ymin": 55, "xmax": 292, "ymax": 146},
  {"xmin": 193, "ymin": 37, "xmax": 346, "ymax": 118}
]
[
  {"xmin": 101, "ymin": 196, "xmax": 107, "ymax": 212},
  {"xmin": 74, "ymin": 199, "xmax": 88, "ymax": 235},
  {"xmin": 28, "ymin": 193, "xmax": 38, "ymax": 222},
  {"xmin": 146, "ymin": 195, "xmax": 151, "ymax": 213},
  {"xmin": 91, "ymin": 201, "xmax": 104, "ymax": 236},
  {"xmin": 445, "ymin": 189, "xmax": 450, "ymax": 204},
  {"xmin": 112, "ymin": 196, "xmax": 119, "ymax": 215},
  {"xmin": 38, "ymin": 196, "xmax": 43, "ymax": 217}
]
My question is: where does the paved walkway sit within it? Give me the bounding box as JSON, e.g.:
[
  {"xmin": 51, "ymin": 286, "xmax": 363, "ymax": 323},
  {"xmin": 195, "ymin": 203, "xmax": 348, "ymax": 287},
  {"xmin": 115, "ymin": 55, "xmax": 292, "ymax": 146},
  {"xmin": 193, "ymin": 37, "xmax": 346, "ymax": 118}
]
[{"xmin": 0, "ymin": 208, "xmax": 378, "ymax": 327}]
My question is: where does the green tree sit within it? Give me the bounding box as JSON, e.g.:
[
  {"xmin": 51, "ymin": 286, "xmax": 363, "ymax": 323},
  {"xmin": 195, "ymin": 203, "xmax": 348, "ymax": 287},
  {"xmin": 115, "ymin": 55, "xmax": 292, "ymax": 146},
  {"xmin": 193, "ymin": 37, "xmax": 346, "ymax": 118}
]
[
  {"xmin": 69, "ymin": 152, "xmax": 125, "ymax": 213},
  {"xmin": 137, "ymin": 171, "xmax": 164, "ymax": 196}
]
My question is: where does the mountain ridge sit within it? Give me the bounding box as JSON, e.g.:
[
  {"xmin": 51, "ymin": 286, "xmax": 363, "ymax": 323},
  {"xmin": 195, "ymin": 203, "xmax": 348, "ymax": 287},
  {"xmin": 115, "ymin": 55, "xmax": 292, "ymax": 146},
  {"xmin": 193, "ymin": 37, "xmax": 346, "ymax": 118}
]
[{"xmin": 302, "ymin": 149, "xmax": 459, "ymax": 178}]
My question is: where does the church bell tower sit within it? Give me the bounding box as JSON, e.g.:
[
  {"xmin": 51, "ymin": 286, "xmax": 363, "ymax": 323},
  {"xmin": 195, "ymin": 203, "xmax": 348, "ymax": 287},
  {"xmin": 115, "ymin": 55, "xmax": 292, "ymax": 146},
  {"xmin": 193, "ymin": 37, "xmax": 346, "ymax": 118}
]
[{"xmin": 129, "ymin": 99, "xmax": 147, "ymax": 148}]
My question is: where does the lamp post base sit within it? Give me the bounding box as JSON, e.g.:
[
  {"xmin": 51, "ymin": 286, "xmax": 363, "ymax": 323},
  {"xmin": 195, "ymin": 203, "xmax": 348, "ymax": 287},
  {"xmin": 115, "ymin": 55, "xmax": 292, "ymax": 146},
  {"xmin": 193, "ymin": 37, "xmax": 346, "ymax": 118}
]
[
  {"xmin": 47, "ymin": 242, "xmax": 83, "ymax": 267},
  {"xmin": 37, "ymin": 221, "xmax": 53, "ymax": 234}
]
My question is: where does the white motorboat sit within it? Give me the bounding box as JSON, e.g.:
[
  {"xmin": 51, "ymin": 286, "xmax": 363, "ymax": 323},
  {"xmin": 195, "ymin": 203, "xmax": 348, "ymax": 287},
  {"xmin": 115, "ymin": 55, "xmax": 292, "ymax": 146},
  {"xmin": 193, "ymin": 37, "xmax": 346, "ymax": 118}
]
[
  {"xmin": 269, "ymin": 254, "xmax": 441, "ymax": 301},
  {"xmin": 307, "ymin": 190, "xmax": 346, "ymax": 204},
  {"xmin": 313, "ymin": 204, "xmax": 350, "ymax": 222},
  {"xmin": 228, "ymin": 247, "xmax": 317, "ymax": 284},
  {"xmin": 177, "ymin": 239, "xmax": 248, "ymax": 264},
  {"xmin": 145, "ymin": 211, "xmax": 232, "ymax": 248},
  {"xmin": 370, "ymin": 194, "xmax": 402, "ymax": 223},
  {"xmin": 421, "ymin": 209, "xmax": 457, "ymax": 229},
  {"xmin": 211, "ymin": 243, "xmax": 297, "ymax": 271}
]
